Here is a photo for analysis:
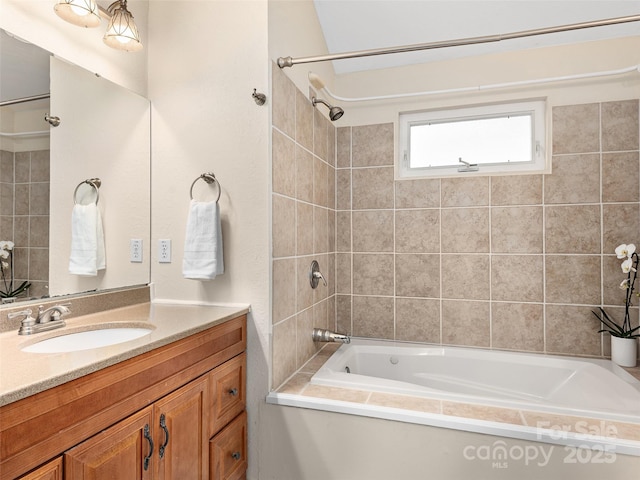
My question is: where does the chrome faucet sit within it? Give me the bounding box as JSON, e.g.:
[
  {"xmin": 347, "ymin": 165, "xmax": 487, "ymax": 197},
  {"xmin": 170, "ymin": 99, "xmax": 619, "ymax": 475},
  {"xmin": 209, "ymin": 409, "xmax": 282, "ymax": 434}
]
[
  {"xmin": 312, "ymin": 328, "xmax": 351, "ymax": 344},
  {"xmin": 14, "ymin": 303, "xmax": 71, "ymax": 335}
]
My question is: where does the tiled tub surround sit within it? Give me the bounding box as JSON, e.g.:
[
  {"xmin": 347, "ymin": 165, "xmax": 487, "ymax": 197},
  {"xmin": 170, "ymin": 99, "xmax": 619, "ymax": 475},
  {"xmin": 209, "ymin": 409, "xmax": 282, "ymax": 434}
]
[
  {"xmin": 271, "ymin": 65, "xmax": 337, "ymax": 388},
  {"xmin": 0, "ymin": 149, "xmax": 50, "ymax": 299},
  {"xmin": 269, "ymin": 343, "xmax": 640, "ymax": 455},
  {"xmin": 334, "ymin": 100, "xmax": 640, "ymax": 360}
]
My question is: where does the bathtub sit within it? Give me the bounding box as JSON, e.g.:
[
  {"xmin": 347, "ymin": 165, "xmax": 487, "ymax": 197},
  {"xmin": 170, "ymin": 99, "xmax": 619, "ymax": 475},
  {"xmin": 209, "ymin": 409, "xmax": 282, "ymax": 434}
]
[{"xmin": 267, "ymin": 339, "xmax": 640, "ymax": 456}]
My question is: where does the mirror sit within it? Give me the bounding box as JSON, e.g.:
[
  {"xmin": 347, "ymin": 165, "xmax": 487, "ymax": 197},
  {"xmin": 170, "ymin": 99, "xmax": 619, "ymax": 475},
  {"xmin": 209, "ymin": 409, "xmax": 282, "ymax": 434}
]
[{"xmin": 0, "ymin": 29, "xmax": 151, "ymax": 304}]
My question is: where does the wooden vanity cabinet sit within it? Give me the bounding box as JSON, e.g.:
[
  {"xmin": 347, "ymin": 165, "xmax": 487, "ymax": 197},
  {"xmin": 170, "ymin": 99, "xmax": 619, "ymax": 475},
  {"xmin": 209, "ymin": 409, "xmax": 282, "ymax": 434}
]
[{"xmin": 4, "ymin": 315, "xmax": 247, "ymax": 480}]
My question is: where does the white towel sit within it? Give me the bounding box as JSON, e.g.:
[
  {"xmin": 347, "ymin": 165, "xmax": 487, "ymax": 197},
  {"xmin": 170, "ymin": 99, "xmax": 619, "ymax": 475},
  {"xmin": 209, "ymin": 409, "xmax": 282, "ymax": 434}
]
[
  {"xmin": 69, "ymin": 203, "xmax": 106, "ymax": 276},
  {"xmin": 182, "ymin": 200, "xmax": 224, "ymax": 280}
]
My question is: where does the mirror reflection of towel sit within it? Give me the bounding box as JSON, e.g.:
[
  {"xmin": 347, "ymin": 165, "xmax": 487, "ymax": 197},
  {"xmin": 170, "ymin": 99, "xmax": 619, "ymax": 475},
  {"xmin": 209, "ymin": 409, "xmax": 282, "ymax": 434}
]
[
  {"xmin": 182, "ymin": 200, "xmax": 224, "ymax": 280},
  {"xmin": 69, "ymin": 203, "xmax": 106, "ymax": 276}
]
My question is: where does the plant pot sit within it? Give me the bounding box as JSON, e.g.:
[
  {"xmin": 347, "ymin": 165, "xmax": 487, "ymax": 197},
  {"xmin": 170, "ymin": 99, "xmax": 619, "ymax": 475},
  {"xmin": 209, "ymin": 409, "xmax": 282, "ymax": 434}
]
[{"xmin": 611, "ymin": 336, "xmax": 638, "ymax": 368}]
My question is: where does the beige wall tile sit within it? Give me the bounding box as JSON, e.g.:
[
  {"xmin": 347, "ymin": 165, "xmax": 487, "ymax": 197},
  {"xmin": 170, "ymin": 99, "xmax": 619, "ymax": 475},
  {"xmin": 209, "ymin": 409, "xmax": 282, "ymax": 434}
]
[
  {"xmin": 353, "ymin": 253, "xmax": 394, "ymax": 296},
  {"xmin": 352, "ymin": 167, "xmax": 394, "ymax": 209},
  {"xmin": 295, "ymin": 90, "xmax": 313, "ymax": 151},
  {"xmin": 602, "ymin": 255, "xmax": 630, "ymax": 306},
  {"xmin": 602, "ymin": 99, "xmax": 639, "ymax": 152},
  {"xmin": 313, "ymin": 108, "xmax": 328, "ymax": 161},
  {"xmin": 336, "ymin": 211, "xmax": 351, "ymax": 252},
  {"xmin": 313, "ymin": 298, "xmax": 329, "ymax": 332},
  {"xmin": 273, "ymin": 258, "xmax": 296, "ymax": 323},
  {"xmin": 395, "ymin": 178, "xmax": 440, "ymax": 208},
  {"xmin": 545, "ymin": 205, "xmax": 601, "ymax": 254},
  {"xmin": 336, "ymin": 127, "xmax": 351, "ymax": 168},
  {"xmin": 491, "ymin": 175, "xmax": 542, "ymax": 206},
  {"xmin": 271, "ymin": 65, "xmax": 295, "ymax": 138},
  {"xmin": 272, "ymin": 130, "xmax": 296, "ymax": 197},
  {"xmin": 602, "ymin": 152, "xmax": 640, "ymax": 203},
  {"xmin": 302, "ymin": 384, "xmax": 370, "ymax": 403},
  {"xmin": 15, "ymin": 152, "xmax": 30, "ymax": 183},
  {"xmin": 0, "ymin": 183, "xmax": 14, "ymax": 215},
  {"xmin": 352, "ymin": 210, "xmax": 394, "ymax": 252},
  {"xmin": 395, "ymin": 209, "xmax": 439, "ymax": 253},
  {"xmin": 441, "ymin": 208, "xmax": 489, "ymax": 253},
  {"xmin": 296, "ymin": 146, "xmax": 314, "ymax": 203},
  {"xmin": 552, "ymin": 103, "xmax": 599, "ymax": 154},
  {"xmin": 395, "ymin": 297, "xmax": 440, "ymax": 343},
  {"xmin": 313, "ymin": 206, "xmax": 329, "ymax": 254},
  {"xmin": 297, "ymin": 257, "xmax": 314, "ymax": 311},
  {"xmin": 491, "ymin": 303, "xmax": 544, "ymax": 352},
  {"xmin": 30, "ymin": 150, "xmax": 49, "ymax": 182},
  {"xmin": 13, "ymin": 215, "xmax": 27, "ymax": 246},
  {"xmin": 312, "ymin": 253, "xmax": 329, "ymax": 305},
  {"xmin": 442, "ymin": 254, "xmax": 490, "ymax": 300},
  {"xmin": 368, "ymin": 392, "xmax": 441, "ymax": 414},
  {"xmin": 491, "ymin": 255, "xmax": 543, "ymax": 302},
  {"xmin": 328, "ymin": 124, "xmax": 336, "ymax": 169},
  {"xmin": 602, "ymin": 203, "xmax": 639, "ymax": 254},
  {"xmin": 353, "ymin": 295, "xmax": 394, "ymax": 339},
  {"xmin": 29, "ymin": 216, "xmax": 49, "ymax": 248},
  {"xmin": 544, "ymin": 154, "xmax": 600, "ymax": 204},
  {"xmin": 0, "ymin": 150, "xmax": 13, "ymax": 183},
  {"xmin": 296, "ymin": 201, "xmax": 313, "ymax": 256},
  {"xmin": 336, "ymin": 253, "xmax": 351, "ymax": 294},
  {"xmin": 278, "ymin": 373, "xmax": 313, "ymax": 395},
  {"xmin": 395, "ymin": 254, "xmax": 440, "ymax": 298},
  {"xmin": 441, "ymin": 177, "xmax": 489, "ymax": 207},
  {"xmin": 272, "ymin": 317, "xmax": 297, "ymax": 388},
  {"xmin": 272, "ymin": 194, "xmax": 295, "ymax": 258},
  {"xmin": 546, "ymin": 255, "xmax": 601, "ymax": 305},
  {"xmin": 296, "ymin": 307, "xmax": 318, "ymax": 368},
  {"xmin": 352, "ymin": 123, "xmax": 394, "ymax": 167},
  {"xmin": 336, "ymin": 294, "xmax": 352, "ymax": 334},
  {"xmin": 313, "ymin": 156, "xmax": 328, "ymax": 207},
  {"xmin": 328, "ymin": 165, "xmax": 336, "ymax": 210},
  {"xmin": 545, "ymin": 304, "xmax": 601, "ymax": 356},
  {"xmin": 442, "ymin": 300, "xmax": 490, "ymax": 347},
  {"xmin": 328, "ymin": 209, "xmax": 336, "ymax": 254},
  {"xmin": 491, "ymin": 206, "xmax": 543, "ymax": 254},
  {"xmin": 15, "ymin": 184, "xmax": 28, "ymax": 215},
  {"xmin": 336, "ymin": 169, "xmax": 351, "ymax": 210},
  {"xmin": 442, "ymin": 402, "xmax": 524, "ymax": 425}
]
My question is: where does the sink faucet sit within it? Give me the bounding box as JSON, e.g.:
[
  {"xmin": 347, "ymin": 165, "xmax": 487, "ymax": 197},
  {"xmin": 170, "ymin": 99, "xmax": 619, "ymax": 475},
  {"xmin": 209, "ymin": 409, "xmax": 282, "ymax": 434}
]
[{"xmin": 14, "ymin": 303, "xmax": 71, "ymax": 335}]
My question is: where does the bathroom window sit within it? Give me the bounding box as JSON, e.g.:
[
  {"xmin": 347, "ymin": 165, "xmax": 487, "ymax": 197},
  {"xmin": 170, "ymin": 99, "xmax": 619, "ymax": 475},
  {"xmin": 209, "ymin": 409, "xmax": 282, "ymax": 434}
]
[{"xmin": 398, "ymin": 100, "xmax": 547, "ymax": 178}]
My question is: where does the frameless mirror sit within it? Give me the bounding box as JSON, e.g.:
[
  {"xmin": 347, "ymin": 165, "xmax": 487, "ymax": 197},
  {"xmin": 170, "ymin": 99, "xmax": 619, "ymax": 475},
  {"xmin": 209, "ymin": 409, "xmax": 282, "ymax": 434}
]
[{"xmin": 0, "ymin": 29, "xmax": 151, "ymax": 305}]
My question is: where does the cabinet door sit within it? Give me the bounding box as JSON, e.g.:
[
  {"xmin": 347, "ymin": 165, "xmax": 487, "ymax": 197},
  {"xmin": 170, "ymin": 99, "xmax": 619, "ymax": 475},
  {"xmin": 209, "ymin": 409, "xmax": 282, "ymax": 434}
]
[
  {"xmin": 209, "ymin": 412, "xmax": 247, "ymax": 480},
  {"xmin": 18, "ymin": 457, "xmax": 63, "ymax": 480},
  {"xmin": 154, "ymin": 375, "xmax": 209, "ymax": 480},
  {"xmin": 65, "ymin": 407, "xmax": 153, "ymax": 480},
  {"xmin": 209, "ymin": 353, "xmax": 246, "ymax": 437}
]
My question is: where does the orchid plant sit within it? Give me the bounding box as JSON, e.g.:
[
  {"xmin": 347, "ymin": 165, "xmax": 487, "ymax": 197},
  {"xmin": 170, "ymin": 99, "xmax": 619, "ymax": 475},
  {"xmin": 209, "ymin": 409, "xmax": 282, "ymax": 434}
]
[
  {"xmin": 0, "ymin": 240, "xmax": 31, "ymax": 300},
  {"xmin": 593, "ymin": 243, "xmax": 640, "ymax": 339}
]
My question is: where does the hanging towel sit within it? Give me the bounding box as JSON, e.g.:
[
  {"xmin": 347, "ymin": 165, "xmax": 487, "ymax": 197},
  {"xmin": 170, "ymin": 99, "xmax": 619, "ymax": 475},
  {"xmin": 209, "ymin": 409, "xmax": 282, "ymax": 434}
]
[
  {"xmin": 69, "ymin": 203, "xmax": 106, "ymax": 276},
  {"xmin": 182, "ymin": 200, "xmax": 224, "ymax": 280}
]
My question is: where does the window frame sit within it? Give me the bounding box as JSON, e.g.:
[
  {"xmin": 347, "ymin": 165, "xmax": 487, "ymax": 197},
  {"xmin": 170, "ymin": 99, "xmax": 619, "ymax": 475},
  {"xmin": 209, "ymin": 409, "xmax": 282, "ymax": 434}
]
[{"xmin": 397, "ymin": 99, "xmax": 548, "ymax": 179}]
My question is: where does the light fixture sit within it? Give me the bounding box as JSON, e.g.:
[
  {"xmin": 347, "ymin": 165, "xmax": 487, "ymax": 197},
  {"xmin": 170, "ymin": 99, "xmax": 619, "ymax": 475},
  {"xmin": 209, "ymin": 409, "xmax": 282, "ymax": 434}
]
[
  {"xmin": 53, "ymin": 0, "xmax": 143, "ymax": 52},
  {"xmin": 103, "ymin": 0, "xmax": 143, "ymax": 52},
  {"xmin": 54, "ymin": 0, "xmax": 101, "ymax": 28}
]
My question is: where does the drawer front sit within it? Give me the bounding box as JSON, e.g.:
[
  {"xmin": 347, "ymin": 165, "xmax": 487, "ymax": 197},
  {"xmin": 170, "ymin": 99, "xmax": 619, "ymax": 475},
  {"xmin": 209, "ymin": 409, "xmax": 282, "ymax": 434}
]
[
  {"xmin": 209, "ymin": 412, "xmax": 247, "ymax": 480},
  {"xmin": 209, "ymin": 353, "xmax": 246, "ymax": 436}
]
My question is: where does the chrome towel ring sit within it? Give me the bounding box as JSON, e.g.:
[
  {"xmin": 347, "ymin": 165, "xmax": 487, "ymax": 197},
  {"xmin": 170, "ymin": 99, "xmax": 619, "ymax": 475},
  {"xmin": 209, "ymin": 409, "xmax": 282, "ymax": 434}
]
[
  {"xmin": 73, "ymin": 178, "xmax": 101, "ymax": 205},
  {"xmin": 190, "ymin": 172, "xmax": 221, "ymax": 203}
]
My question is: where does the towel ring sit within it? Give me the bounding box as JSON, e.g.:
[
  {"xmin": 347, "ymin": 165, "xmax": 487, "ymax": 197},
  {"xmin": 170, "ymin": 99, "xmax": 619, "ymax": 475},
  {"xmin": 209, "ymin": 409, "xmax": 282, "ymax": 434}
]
[
  {"xmin": 190, "ymin": 173, "xmax": 221, "ymax": 203},
  {"xmin": 73, "ymin": 178, "xmax": 101, "ymax": 205}
]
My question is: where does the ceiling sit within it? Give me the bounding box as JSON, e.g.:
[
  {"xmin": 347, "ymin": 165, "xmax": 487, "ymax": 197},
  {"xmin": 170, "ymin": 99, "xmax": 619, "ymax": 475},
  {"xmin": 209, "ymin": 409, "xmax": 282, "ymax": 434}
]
[{"xmin": 313, "ymin": 0, "xmax": 640, "ymax": 74}]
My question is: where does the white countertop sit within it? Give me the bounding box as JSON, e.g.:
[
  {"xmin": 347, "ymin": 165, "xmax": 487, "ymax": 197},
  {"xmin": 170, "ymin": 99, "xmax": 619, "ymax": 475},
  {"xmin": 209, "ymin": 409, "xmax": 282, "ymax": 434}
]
[{"xmin": 0, "ymin": 302, "xmax": 250, "ymax": 407}]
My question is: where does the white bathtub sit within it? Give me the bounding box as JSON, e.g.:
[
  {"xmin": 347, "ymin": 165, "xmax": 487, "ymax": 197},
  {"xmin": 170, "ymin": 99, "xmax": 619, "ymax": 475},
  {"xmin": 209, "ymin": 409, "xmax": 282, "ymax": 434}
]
[
  {"xmin": 311, "ymin": 339, "xmax": 640, "ymax": 422},
  {"xmin": 267, "ymin": 339, "xmax": 640, "ymax": 456}
]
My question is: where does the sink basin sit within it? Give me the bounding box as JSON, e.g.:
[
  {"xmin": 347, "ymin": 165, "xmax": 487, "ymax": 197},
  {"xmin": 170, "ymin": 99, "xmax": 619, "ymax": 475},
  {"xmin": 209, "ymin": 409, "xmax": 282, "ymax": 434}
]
[{"xmin": 22, "ymin": 327, "xmax": 153, "ymax": 354}]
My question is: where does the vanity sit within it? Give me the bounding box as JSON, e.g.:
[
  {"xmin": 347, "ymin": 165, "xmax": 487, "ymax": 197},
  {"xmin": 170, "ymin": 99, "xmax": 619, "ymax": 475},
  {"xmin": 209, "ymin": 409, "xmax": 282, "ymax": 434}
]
[{"xmin": 0, "ymin": 301, "xmax": 249, "ymax": 480}]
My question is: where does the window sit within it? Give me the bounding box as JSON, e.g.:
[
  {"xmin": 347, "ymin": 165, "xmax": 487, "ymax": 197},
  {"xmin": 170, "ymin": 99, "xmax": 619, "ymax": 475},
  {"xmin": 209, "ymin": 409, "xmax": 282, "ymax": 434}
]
[{"xmin": 398, "ymin": 100, "xmax": 547, "ymax": 178}]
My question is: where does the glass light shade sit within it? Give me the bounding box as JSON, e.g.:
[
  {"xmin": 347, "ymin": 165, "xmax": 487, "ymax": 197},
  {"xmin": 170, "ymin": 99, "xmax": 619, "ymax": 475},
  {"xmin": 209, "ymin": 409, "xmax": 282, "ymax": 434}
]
[
  {"xmin": 54, "ymin": 0, "xmax": 101, "ymax": 28},
  {"xmin": 103, "ymin": 1, "xmax": 143, "ymax": 52}
]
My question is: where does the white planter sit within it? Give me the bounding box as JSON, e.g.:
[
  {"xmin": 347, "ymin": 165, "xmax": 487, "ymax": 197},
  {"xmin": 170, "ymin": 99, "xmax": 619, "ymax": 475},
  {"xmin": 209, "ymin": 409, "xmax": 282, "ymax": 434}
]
[{"xmin": 611, "ymin": 336, "xmax": 638, "ymax": 368}]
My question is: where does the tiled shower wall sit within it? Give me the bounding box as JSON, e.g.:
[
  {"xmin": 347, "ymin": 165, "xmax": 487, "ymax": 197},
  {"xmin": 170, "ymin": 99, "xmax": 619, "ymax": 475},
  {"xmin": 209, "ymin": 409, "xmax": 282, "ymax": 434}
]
[
  {"xmin": 334, "ymin": 100, "xmax": 640, "ymax": 360},
  {"xmin": 271, "ymin": 66, "xmax": 337, "ymax": 388},
  {"xmin": 0, "ymin": 149, "xmax": 50, "ymax": 299}
]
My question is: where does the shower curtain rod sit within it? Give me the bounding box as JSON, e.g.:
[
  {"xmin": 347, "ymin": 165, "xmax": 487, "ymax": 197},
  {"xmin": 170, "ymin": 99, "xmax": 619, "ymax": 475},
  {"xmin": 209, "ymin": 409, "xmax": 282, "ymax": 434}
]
[
  {"xmin": 277, "ymin": 13, "xmax": 640, "ymax": 68},
  {"xmin": 0, "ymin": 93, "xmax": 50, "ymax": 107}
]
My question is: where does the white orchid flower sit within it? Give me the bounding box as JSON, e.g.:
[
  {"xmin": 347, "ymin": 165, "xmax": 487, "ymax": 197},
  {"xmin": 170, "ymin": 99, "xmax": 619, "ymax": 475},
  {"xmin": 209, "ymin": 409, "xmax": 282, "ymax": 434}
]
[
  {"xmin": 620, "ymin": 278, "xmax": 630, "ymax": 290},
  {"xmin": 0, "ymin": 249, "xmax": 8, "ymax": 260},
  {"xmin": 0, "ymin": 240, "xmax": 13, "ymax": 251},
  {"xmin": 1, "ymin": 261, "xmax": 7, "ymax": 270},
  {"xmin": 621, "ymin": 258, "xmax": 636, "ymax": 273},
  {"xmin": 616, "ymin": 243, "xmax": 636, "ymax": 259}
]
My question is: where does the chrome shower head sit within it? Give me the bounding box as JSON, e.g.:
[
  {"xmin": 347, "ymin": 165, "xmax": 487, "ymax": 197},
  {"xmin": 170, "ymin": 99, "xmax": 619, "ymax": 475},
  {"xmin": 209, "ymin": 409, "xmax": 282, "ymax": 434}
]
[{"xmin": 312, "ymin": 96, "xmax": 344, "ymax": 121}]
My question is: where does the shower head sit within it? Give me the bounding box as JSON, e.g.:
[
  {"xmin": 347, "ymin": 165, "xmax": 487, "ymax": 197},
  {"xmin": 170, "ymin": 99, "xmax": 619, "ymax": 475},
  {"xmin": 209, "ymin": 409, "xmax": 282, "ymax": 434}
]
[{"xmin": 312, "ymin": 96, "xmax": 344, "ymax": 121}]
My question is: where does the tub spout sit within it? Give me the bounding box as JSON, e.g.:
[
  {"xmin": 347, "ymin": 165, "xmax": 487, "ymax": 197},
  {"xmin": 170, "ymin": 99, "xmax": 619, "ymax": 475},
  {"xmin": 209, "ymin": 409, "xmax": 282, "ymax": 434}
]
[{"xmin": 312, "ymin": 328, "xmax": 351, "ymax": 344}]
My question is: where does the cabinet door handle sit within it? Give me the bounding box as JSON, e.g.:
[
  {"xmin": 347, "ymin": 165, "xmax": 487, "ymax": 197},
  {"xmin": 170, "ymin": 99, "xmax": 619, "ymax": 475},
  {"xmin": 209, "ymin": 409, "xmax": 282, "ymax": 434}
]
[
  {"xmin": 231, "ymin": 451, "xmax": 241, "ymax": 460},
  {"xmin": 159, "ymin": 413, "xmax": 170, "ymax": 459},
  {"xmin": 228, "ymin": 388, "xmax": 238, "ymax": 396},
  {"xmin": 143, "ymin": 424, "xmax": 154, "ymax": 471}
]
